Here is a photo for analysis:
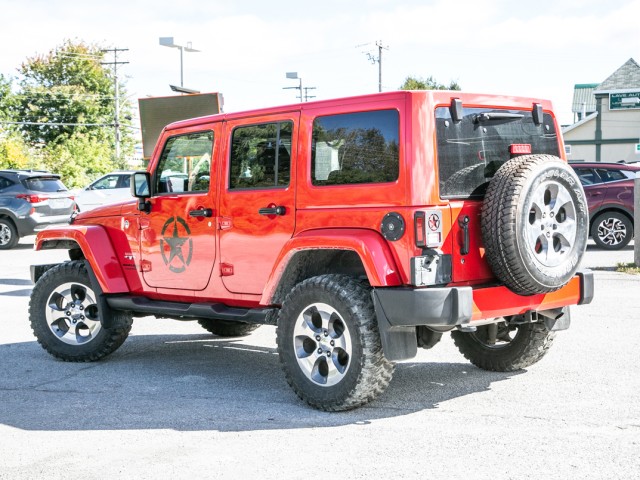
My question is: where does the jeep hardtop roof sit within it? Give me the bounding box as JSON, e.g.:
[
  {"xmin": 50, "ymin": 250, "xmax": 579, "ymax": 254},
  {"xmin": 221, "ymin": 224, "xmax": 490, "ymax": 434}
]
[{"xmin": 161, "ymin": 90, "xmax": 557, "ymax": 132}]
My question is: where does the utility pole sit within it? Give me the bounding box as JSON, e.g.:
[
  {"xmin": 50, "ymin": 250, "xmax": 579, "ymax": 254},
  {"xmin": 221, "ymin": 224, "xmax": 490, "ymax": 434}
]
[
  {"xmin": 366, "ymin": 41, "xmax": 389, "ymax": 92},
  {"xmin": 283, "ymin": 72, "xmax": 317, "ymax": 102},
  {"xmin": 101, "ymin": 48, "xmax": 129, "ymax": 160},
  {"xmin": 304, "ymin": 87, "xmax": 317, "ymax": 102}
]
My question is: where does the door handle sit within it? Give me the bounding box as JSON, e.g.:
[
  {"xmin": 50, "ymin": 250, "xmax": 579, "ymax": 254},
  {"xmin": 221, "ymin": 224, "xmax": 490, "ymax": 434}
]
[
  {"xmin": 459, "ymin": 215, "xmax": 470, "ymax": 255},
  {"xmin": 189, "ymin": 208, "xmax": 213, "ymax": 218},
  {"xmin": 259, "ymin": 206, "xmax": 286, "ymax": 216}
]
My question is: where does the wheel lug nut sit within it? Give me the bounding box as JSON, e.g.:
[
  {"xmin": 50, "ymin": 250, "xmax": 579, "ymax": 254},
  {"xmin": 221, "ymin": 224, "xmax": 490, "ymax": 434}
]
[
  {"xmin": 315, "ymin": 335, "xmax": 321, "ymax": 341},
  {"xmin": 317, "ymin": 348, "xmax": 322, "ymax": 354},
  {"xmin": 330, "ymin": 340, "xmax": 335, "ymax": 346},
  {"xmin": 79, "ymin": 306, "xmax": 84, "ymax": 311},
  {"xmin": 323, "ymin": 330, "xmax": 329, "ymax": 337},
  {"xmin": 326, "ymin": 352, "xmax": 331, "ymax": 357},
  {"xmin": 65, "ymin": 311, "xmax": 71, "ymax": 316}
]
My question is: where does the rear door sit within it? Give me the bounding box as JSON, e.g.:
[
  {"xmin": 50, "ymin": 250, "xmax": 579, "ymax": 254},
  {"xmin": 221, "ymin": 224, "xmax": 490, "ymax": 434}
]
[{"xmin": 218, "ymin": 113, "xmax": 298, "ymax": 295}]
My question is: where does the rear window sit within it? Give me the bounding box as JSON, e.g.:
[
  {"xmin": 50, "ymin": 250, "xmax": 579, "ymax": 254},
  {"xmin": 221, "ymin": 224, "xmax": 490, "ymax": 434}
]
[
  {"xmin": 22, "ymin": 177, "xmax": 67, "ymax": 192},
  {"xmin": 311, "ymin": 109, "xmax": 399, "ymax": 186},
  {"xmin": 436, "ymin": 107, "xmax": 560, "ymax": 199}
]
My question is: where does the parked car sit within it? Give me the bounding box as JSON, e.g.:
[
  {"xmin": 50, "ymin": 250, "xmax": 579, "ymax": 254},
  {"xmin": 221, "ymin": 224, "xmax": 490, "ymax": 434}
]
[
  {"xmin": 74, "ymin": 171, "xmax": 135, "ymax": 212},
  {"xmin": 0, "ymin": 169, "xmax": 75, "ymax": 249},
  {"xmin": 570, "ymin": 161, "xmax": 640, "ymax": 249}
]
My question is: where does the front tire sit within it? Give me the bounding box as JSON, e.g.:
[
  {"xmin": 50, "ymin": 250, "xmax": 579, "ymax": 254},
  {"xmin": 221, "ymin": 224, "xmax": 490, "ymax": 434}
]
[
  {"xmin": 29, "ymin": 261, "xmax": 132, "ymax": 362},
  {"xmin": 591, "ymin": 211, "xmax": 633, "ymax": 250},
  {"xmin": 276, "ymin": 275, "xmax": 393, "ymax": 411},
  {"xmin": 451, "ymin": 320, "xmax": 555, "ymax": 372},
  {"xmin": 0, "ymin": 218, "xmax": 19, "ymax": 250}
]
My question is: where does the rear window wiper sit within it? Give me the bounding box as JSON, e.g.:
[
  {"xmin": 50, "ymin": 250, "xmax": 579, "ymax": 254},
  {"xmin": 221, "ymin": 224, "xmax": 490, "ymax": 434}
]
[{"xmin": 473, "ymin": 112, "xmax": 524, "ymax": 123}]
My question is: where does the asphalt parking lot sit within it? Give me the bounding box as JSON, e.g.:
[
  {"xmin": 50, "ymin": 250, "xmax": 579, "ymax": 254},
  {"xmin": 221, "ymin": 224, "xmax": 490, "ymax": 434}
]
[{"xmin": 0, "ymin": 237, "xmax": 638, "ymax": 479}]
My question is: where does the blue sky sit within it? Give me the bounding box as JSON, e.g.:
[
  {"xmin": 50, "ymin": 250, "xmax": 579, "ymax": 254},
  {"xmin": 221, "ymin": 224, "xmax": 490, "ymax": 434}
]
[{"xmin": 1, "ymin": 0, "xmax": 639, "ymax": 126}]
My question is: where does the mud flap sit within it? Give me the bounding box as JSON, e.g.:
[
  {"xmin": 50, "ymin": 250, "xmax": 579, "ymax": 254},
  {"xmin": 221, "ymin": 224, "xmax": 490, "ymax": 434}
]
[{"xmin": 372, "ymin": 291, "xmax": 417, "ymax": 361}]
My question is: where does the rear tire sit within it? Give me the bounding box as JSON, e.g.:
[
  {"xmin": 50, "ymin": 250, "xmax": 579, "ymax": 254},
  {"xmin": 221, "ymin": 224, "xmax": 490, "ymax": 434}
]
[
  {"xmin": 591, "ymin": 211, "xmax": 633, "ymax": 250},
  {"xmin": 197, "ymin": 319, "xmax": 260, "ymax": 337},
  {"xmin": 0, "ymin": 218, "xmax": 19, "ymax": 250},
  {"xmin": 451, "ymin": 320, "xmax": 555, "ymax": 371},
  {"xmin": 276, "ymin": 275, "xmax": 393, "ymax": 411}
]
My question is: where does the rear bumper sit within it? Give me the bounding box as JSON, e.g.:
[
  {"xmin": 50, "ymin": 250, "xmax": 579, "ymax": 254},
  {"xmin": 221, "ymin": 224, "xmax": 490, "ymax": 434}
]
[
  {"xmin": 372, "ymin": 270, "xmax": 594, "ymax": 361},
  {"xmin": 16, "ymin": 214, "xmax": 71, "ymax": 237}
]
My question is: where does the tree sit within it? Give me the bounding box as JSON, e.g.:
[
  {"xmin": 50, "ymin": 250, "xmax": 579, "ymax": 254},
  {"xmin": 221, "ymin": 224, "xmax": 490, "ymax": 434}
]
[
  {"xmin": 400, "ymin": 75, "xmax": 461, "ymax": 91},
  {"xmin": 15, "ymin": 40, "xmax": 133, "ymax": 161}
]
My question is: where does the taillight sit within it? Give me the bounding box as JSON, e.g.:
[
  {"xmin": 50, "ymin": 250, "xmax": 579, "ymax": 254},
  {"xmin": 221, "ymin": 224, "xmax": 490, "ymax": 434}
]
[
  {"xmin": 414, "ymin": 211, "xmax": 426, "ymax": 247},
  {"xmin": 414, "ymin": 210, "xmax": 443, "ymax": 248},
  {"xmin": 509, "ymin": 144, "xmax": 532, "ymax": 156},
  {"xmin": 16, "ymin": 193, "xmax": 49, "ymax": 203}
]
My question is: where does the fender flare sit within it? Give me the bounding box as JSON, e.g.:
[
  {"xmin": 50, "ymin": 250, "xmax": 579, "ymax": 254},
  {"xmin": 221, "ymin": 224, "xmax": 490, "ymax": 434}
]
[
  {"xmin": 261, "ymin": 228, "xmax": 402, "ymax": 304},
  {"xmin": 35, "ymin": 225, "xmax": 129, "ymax": 293}
]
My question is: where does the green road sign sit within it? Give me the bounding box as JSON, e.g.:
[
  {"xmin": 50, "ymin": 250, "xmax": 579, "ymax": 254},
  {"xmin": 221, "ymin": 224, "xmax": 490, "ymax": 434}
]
[{"xmin": 610, "ymin": 92, "xmax": 640, "ymax": 110}]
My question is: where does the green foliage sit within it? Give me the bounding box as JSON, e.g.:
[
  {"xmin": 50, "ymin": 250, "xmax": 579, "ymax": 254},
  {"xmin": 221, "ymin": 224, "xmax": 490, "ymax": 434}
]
[
  {"xmin": 400, "ymin": 75, "xmax": 461, "ymax": 91},
  {"xmin": 42, "ymin": 132, "xmax": 116, "ymax": 188},
  {"xmin": 0, "ymin": 133, "xmax": 34, "ymax": 169},
  {"xmin": 16, "ymin": 40, "xmax": 121, "ymax": 147},
  {"xmin": 0, "ymin": 39, "xmax": 135, "ymax": 187}
]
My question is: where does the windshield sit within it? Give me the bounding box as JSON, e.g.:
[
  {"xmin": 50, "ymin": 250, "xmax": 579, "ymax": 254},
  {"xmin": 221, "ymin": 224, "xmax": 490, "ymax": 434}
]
[{"xmin": 436, "ymin": 107, "xmax": 560, "ymax": 199}]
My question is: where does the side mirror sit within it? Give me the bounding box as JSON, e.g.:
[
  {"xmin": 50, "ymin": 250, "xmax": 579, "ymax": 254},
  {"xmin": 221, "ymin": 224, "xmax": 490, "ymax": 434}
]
[{"xmin": 130, "ymin": 171, "xmax": 151, "ymax": 213}]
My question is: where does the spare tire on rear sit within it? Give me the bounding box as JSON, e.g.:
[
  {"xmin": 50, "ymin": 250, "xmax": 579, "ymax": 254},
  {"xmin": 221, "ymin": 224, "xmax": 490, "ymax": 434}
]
[{"xmin": 481, "ymin": 154, "xmax": 588, "ymax": 296}]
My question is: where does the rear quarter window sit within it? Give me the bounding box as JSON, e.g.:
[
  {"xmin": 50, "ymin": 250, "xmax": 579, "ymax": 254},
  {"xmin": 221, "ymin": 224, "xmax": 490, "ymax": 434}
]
[{"xmin": 311, "ymin": 109, "xmax": 399, "ymax": 186}]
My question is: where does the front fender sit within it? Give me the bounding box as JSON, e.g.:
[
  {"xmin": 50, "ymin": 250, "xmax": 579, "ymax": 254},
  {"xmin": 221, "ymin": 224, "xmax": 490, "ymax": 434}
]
[
  {"xmin": 261, "ymin": 228, "xmax": 402, "ymax": 304},
  {"xmin": 35, "ymin": 225, "xmax": 129, "ymax": 293}
]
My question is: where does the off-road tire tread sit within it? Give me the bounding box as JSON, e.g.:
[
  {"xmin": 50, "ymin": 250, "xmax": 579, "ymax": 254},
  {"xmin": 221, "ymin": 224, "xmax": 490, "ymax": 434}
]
[
  {"xmin": 451, "ymin": 322, "xmax": 555, "ymax": 372},
  {"xmin": 197, "ymin": 319, "xmax": 260, "ymax": 337},
  {"xmin": 29, "ymin": 260, "xmax": 132, "ymax": 362},
  {"xmin": 276, "ymin": 274, "xmax": 394, "ymax": 412},
  {"xmin": 481, "ymin": 154, "xmax": 584, "ymax": 295}
]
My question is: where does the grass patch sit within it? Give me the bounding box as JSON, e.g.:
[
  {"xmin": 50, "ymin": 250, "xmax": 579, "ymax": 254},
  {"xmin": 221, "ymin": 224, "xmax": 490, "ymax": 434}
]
[{"xmin": 616, "ymin": 262, "xmax": 640, "ymax": 274}]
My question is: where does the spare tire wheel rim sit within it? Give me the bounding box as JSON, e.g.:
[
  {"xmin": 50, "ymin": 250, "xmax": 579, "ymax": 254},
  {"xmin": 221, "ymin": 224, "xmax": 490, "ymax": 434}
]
[{"xmin": 523, "ymin": 176, "xmax": 578, "ymax": 268}]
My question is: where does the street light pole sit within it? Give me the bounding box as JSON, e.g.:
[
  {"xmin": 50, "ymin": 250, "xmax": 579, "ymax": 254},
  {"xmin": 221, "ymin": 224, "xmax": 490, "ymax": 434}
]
[{"xmin": 159, "ymin": 37, "xmax": 200, "ymax": 89}]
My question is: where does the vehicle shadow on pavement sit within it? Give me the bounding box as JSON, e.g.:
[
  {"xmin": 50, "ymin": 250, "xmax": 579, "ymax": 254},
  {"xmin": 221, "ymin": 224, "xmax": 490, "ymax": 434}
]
[{"xmin": 0, "ymin": 333, "xmax": 521, "ymax": 432}]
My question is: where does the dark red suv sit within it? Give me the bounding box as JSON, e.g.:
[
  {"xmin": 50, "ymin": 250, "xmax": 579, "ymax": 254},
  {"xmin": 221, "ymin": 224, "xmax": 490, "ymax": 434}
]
[{"xmin": 570, "ymin": 161, "xmax": 640, "ymax": 250}]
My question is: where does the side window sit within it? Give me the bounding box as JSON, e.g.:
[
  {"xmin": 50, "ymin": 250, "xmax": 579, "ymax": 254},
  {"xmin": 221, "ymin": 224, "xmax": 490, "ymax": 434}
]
[
  {"xmin": 311, "ymin": 109, "xmax": 399, "ymax": 186},
  {"xmin": 573, "ymin": 168, "xmax": 599, "ymax": 185},
  {"xmin": 596, "ymin": 168, "xmax": 626, "ymax": 183},
  {"xmin": 93, "ymin": 175, "xmax": 120, "ymax": 189},
  {"xmin": 0, "ymin": 176, "xmax": 13, "ymax": 191},
  {"xmin": 155, "ymin": 131, "xmax": 213, "ymax": 195},
  {"xmin": 229, "ymin": 122, "xmax": 292, "ymax": 189}
]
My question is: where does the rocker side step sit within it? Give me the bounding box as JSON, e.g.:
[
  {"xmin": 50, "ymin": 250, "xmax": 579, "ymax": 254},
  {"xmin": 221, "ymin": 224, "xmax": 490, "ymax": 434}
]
[{"xmin": 105, "ymin": 295, "xmax": 272, "ymax": 324}]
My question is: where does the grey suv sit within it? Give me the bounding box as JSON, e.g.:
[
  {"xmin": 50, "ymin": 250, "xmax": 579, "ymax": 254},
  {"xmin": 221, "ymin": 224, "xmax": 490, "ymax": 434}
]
[{"xmin": 0, "ymin": 170, "xmax": 75, "ymax": 249}]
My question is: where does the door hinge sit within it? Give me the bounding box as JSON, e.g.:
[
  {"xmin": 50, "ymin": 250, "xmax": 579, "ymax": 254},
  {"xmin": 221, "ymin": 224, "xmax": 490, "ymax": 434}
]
[
  {"xmin": 220, "ymin": 263, "xmax": 234, "ymax": 276},
  {"xmin": 218, "ymin": 217, "xmax": 233, "ymax": 230}
]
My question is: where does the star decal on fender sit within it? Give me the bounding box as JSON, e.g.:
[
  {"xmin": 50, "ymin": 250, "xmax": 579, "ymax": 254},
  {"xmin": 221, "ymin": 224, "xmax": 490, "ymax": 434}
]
[{"xmin": 160, "ymin": 216, "xmax": 193, "ymax": 273}]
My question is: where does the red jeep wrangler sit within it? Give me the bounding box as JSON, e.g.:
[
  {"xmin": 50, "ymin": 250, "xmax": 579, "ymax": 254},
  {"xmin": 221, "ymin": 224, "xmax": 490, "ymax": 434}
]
[{"xmin": 29, "ymin": 91, "xmax": 593, "ymax": 411}]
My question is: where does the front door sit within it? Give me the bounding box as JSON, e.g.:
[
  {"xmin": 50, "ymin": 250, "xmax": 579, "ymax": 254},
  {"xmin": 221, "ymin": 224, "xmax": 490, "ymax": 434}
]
[
  {"xmin": 219, "ymin": 114, "xmax": 298, "ymax": 295},
  {"xmin": 140, "ymin": 127, "xmax": 218, "ymax": 291}
]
